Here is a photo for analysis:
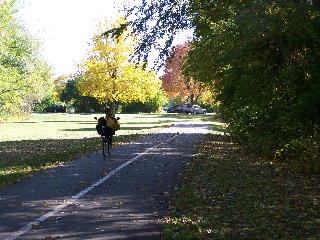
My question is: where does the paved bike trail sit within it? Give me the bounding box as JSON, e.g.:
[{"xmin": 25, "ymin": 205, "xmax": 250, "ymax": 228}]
[{"xmin": 0, "ymin": 120, "xmax": 209, "ymax": 240}]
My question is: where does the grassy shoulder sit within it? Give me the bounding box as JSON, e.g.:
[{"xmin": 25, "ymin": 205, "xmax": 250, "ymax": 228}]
[
  {"xmin": 161, "ymin": 130, "xmax": 320, "ymax": 239},
  {"xmin": 0, "ymin": 112, "xmax": 214, "ymax": 188}
]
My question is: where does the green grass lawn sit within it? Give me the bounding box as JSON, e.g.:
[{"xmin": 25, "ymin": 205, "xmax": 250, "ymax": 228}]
[{"xmin": 0, "ymin": 112, "xmax": 215, "ymax": 188}]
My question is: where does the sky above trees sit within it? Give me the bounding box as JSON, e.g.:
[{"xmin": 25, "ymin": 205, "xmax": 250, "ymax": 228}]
[
  {"xmin": 17, "ymin": 0, "xmax": 128, "ymax": 77},
  {"xmin": 17, "ymin": 0, "xmax": 192, "ymax": 77}
]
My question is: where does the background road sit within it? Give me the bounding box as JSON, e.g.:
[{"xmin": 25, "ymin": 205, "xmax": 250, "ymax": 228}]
[{"xmin": 0, "ymin": 120, "xmax": 209, "ymax": 240}]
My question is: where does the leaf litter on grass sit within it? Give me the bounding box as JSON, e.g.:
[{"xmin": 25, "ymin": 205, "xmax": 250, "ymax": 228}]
[{"xmin": 162, "ymin": 133, "xmax": 320, "ymax": 240}]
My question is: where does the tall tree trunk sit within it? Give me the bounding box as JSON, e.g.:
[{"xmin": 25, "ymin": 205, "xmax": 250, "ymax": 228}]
[
  {"xmin": 190, "ymin": 93, "xmax": 195, "ymax": 105},
  {"xmin": 194, "ymin": 87, "xmax": 206, "ymax": 104},
  {"xmin": 110, "ymin": 101, "xmax": 116, "ymax": 117}
]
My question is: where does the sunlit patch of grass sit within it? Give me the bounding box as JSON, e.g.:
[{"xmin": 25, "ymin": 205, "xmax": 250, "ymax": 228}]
[
  {"xmin": 0, "ymin": 134, "xmax": 146, "ymax": 188},
  {"xmin": 211, "ymin": 123, "xmax": 226, "ymax": 132},
  {"xmin": 0, "ymin": 137, "xmax": 98, "ymax": 187}
]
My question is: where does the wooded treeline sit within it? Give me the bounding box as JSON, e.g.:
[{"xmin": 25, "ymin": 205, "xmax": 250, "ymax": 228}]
[
  {"xmin": 0, "ymin": 3, "xmax": 166, "ymax": 118},
  {"xmin": 123, "ymin": 0, "xmax": 320, "ymax": 172}
]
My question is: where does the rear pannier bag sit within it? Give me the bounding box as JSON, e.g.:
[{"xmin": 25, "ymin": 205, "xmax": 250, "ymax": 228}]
[{"xmin": 96, "ymin": 117, "xmax": 106, "ymax": 136}]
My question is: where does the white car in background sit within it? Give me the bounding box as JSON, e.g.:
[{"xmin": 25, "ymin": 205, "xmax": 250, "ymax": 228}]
[
  {"xmin": 182, "ymin": 104, "xmax": 207, "ymax": 114},
  {"xmin": 190, "ymin": 105, "xmax": 207, "ymax": 114},
  {"xmin": 166, "ymin": 104, "xmax": 207, "ymax": 114}
]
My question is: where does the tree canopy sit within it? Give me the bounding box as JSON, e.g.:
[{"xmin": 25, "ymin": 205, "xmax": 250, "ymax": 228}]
[
  {"xmin": 122, "ymin": 0, "xmax": 320, "ymax": 172},
  {"xmin": 0, "ymin": 0, "xmax": 52, "ymax": 120},
  {"xmin": 161, "ymin": 43, "xmax": 207, "ymax": 104},
  {"xmin": 106, "ymin": 0, "xmax": 192, "ymax": 64},
  {"xmin": 60, "ymin": 75, "xmax": 104, "ymax": 113},
  {"xmin": 79, "ymin": 17, "xmax": 162, "ymax": 113}
]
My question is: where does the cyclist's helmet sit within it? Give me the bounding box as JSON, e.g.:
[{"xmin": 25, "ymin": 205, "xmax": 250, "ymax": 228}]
[
  {"xmin": 104, "ymin": 106, "xmax": 112, "ymax": 116},
  {"xmin": 105, "ymin": 106, "xmax": 111, "ymax": 112}
]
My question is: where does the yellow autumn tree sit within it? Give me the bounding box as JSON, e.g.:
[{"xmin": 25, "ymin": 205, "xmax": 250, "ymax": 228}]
[{"xmin": 78, "ymin": 17, "xmax": 162, "ymax": 113}]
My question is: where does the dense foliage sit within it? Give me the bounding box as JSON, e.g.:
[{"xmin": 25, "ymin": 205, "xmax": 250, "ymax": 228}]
[
  {"xmin": 0, "ymin": 0, "xmax": 52, "ymax": 120},
  {"xmin": 161, "ymin": 44, "xmax": 207, "ymax": 104},
  {"xmin": 60, "ymin": 76, "xmax": 104, "ymax": 113},
  {"xmin": 123, "ymin": 0, "xmax": 320, "ymax": 172},
  {"xmin": 79, "ymin": 17, "xmax": 162, "ymax": 114},
  {"xmin": 121, "ymin": 91, "xmax": 168, "ymax": 113},
  {"xmin": 117, "ymin": 0, "xmax": 191, "ymax": 64}
]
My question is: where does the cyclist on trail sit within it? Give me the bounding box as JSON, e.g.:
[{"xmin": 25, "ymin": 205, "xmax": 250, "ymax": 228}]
[
  {"xmin": 104, "ymin": 107, "xmax": 120, "ymax": 137},
  {"xmin": 95, "ymin": 107, "xmax": 120, "ymax": 139},
  {"xmin": 94, "ymin": 107, "xmax": 120, "ymax": 156}
]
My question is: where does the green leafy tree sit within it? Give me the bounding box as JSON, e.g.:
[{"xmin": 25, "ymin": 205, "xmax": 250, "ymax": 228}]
[
  {"xmin": 0, "ymin": 0, "xmax": 52, "ymax": 120},
  {"xmin": 60, "ymin": 76, "xmax": 103, "ymax": 113},
  {"xmin": 121, "ymin": 90, "xmax": 168, "ymax": 113}
]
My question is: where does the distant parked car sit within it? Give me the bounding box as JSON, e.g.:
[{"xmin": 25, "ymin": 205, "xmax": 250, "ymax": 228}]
[
  {"xmin": 183, "ymin": 105, "xmax": 207, "ymax": 114},
  {"xmin": 180, "ymin": 105, "xmax": 193, "ymax": 114},
  {"xmin": 167, "ymin": 105, "xmax": 180, "ymax": 113},
  {"xmin": 43, "ymin": 104, "xmax": 66, "ymax": 113},
  {"xmin": 166, "ymin": 104, "xmax": 206, "ymax": 114}
]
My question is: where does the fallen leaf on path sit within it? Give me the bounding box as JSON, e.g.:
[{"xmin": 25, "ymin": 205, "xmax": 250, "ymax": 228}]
[
  {"xmin": 31, "ymin": 223, "xmax": 39, "ymax": 228},
  {"xmin": 10, "ymin": 201, "xmax": 24, "ymax": 206},
  {"xmin": 45, "ymin": 235, "xmax": 62, "ymax": 239},
  {"xmin": 136, "ymin": 187, "xmax": 149, "ymax": 190}
]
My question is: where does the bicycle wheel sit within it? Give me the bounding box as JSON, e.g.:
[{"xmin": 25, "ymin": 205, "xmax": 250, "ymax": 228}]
[{"xmin": 102, "ymin": 137, "xmax": 108, "ymax": 157}]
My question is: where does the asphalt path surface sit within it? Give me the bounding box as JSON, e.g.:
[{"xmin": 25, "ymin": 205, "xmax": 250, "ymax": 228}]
[{"xmin": 0, "ymin": 119, "xmax": 209, "ymax": 240}]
